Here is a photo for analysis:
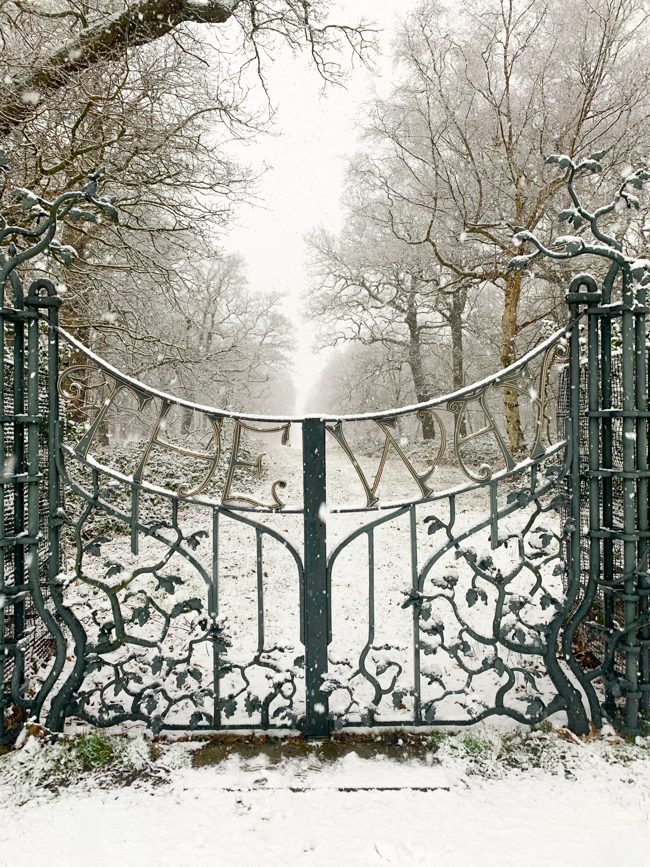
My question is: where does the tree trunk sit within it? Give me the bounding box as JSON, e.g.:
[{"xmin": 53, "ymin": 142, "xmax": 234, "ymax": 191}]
[
  {"xmin": 449, "ymin": 289, "xmax": 466, "ymax": 438},
  {"xmin": 449, "ymin": 291, "xmax": 465, "ymax": 392},
  {"xmin": 181, "ymin": 407, "xmax": 193, "ymax": 437},
  {"xmin": 501, "ymin": 271, "xmax": 525, "ymax": 453},
  {"xmin": 57, "ymin": 232, "xmax": 107, "ymax": 437},
  {"xmin": 406, "ymin": 297, "xmax": 435, "ymax": 441}
]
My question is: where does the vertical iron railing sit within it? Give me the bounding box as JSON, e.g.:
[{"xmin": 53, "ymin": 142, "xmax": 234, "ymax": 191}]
[
  {"xmin": 565, "ymin": 269, "xmax": 650, "ymax": 734},
  {"xmin": 301, "ymin": 418, "xmax": 330, "ymax": 737},
  {"xmin": 620, "ymin": 270, "xmax": 639, "ymax": 729},
  {"xmin": 0, "ymin": 269, "xmax": 30, "ymax": 741},
  {"xmin": 600, "ymin": 265, "xmax": 617, "ymax": 717},
  {"xmin": 1, "ymin": 273, "xmax": 67, "ymax": 744},
  {"xmin": 0, "ymin": 275, "xmax": 4, "ymax": 736},
  {"xmin": 1, "ymin": 272, "xmax": 55, "ymax": 740},
  {"xmin": 633, "ymin": 269, "xmax": 650, "ymax": 722},
  {"xmin": 564, "ymin": 281, "xmax": 604, "ymax": 729},
  {"xmin": 11, "ymin": 271, "xmax": 26, "ymax": 715},
  {"xmin": 27, "ymin": 280, "xmax": 68, "ymax": 730}
]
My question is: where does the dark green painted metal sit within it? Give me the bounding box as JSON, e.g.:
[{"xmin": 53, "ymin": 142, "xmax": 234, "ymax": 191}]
[
  {"xmin": 560, "ymin": 282, "xmax": 603, "ymax": 731},
  {"xmin": 619, "ymin": 272, "xmax": 639, "ymax": 730},
  {"xmin": 36, "ymin": 283, "xmax": 69, "ymax": 723},
  {"xmin": 600, "ymin": 265, "xmax": 616, "ymax": 687},
  {"xmin": 630, "ymin": 261, "xmax": 650, "ymax": 720},
  {"xmin": 3, "ymin": 244, "xmax": 650, "ymax": 737},
  {"xmin": 587, "ymin": 288, "xmax": 603, "ymax": 720},
  {"xmin": 209, "ymin": 508, "xmax": 221, "ymax": 729},
  {"xmin": 0, "ymin": 273, "xmax": 68, "ymax": 742},
  {"xmin": 301, "ymin": 418, "xmax": 330, "ymax": 737},
  {"xmin": 26, "ymin": 284, "xmax": 41, "ymax": 720},
  {"xmin": 561, "ymin": 266, "xmax": 650, "ymax": 734},
  {"xmin": 409, "ymin": 505, "xmax": 422, "ymax": 725},
  {"xmin": 0, "ymin": 273, "xmax": 4, "ymax": 740},
  {"xmin": 12, "ymin": 270, "xmax": 25, "ymax": 697}
]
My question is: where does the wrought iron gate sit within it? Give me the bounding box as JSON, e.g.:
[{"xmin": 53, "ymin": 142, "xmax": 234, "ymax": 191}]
[{"xmin": 1, "ymin": 266, "xmax": 649, "ymax": 742}]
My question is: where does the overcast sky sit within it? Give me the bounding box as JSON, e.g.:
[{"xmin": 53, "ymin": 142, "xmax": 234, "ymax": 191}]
[{"xmin": 221, "ymin": 1, "xmax": 418, "ymax": 413}]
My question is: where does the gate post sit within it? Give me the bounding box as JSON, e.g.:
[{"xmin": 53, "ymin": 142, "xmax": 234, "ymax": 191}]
[
  {"xmin": 562, "ymin": 280, "xmax": 603, "ymax": 731},
  {"xmin": 565, "ymin": 268, "xmax": 649, "ymax": 734},
  {"xmin": 301, "ymin": 417, "xmax": 330, "ymax": 737},
  {"xmin": 620, "ymin": 266, "xmax": 646, "ymax": 731}
]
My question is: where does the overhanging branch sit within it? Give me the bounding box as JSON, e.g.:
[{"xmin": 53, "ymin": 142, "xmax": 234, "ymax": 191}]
[{"xmin": 0, "ymin": 0, "xmax": 235, "ymax": 138}]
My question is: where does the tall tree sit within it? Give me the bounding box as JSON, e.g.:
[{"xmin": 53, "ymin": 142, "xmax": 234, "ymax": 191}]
[
  {"xmin": 308, "ymin": 219, "xmax": 462, "ymax": 437},
  {"xmin": 0, "ymin": 1, "xmax": 372, "ymax": 137},
  {"xmin": 1, "ymin": 0, "xmax": 372, "ymax": 405},
  {"xmin": 351, "ymin": 0, "xmax": 650, "ymax": 450}
]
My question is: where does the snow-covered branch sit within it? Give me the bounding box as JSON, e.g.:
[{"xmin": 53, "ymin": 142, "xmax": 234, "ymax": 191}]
[
  {"xmin": 0, "ymin": 162, "xmax": 118, "ymax": 285},
  {"xmin": 0, "ymin": 0, "xmax": 373, "ymax": 139}
]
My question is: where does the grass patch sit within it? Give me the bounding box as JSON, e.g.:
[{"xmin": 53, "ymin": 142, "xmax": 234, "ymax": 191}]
[
  {"xmin": 428, "ymin": 731, "xmax": 447, "ymax": 753},
  {"xmin": 1, "ymin": 724, "xmax": 648, "ymax": 804},
  {"xmin": 0, "ymin": 730, "xmax": 171, "ymax": 804},
  {"xmin": 63, "ymin": 733, "xmax": 117, "ymax": 772},
  {"xmin": 460, "ymin": 734, "xmax": 493, "ymax": 758}
]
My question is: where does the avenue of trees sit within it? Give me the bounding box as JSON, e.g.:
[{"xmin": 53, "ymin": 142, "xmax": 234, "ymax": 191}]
[
  {"xmin": 2, "ymin": 0, "xmax": 650, "ymax": 438},
  {"xmin": 309, "ymin": 0, "xmax": 650, "ymax": 450},
  {"xmin": 0, "ymin": 0, "xmax": 371, "ymax": 412}
]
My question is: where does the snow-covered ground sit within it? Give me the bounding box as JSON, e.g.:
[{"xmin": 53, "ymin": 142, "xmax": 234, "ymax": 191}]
[
  {"xmin": 8, "ymin": 405, "xmax": 638, "ymax": 867},
  {"xmin": 5, "ymin": 409, "xmax": 648, "ymax": 867},
  {"xmin": 0, "ymin": 727, "xmax": 648, "ymax": 867}
]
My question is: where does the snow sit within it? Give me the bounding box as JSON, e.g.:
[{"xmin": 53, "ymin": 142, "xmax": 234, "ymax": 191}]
[
  {"xmin": 47, "ymin": 423, "xmax": 573, "ymax": 735},
  {"xmin": 19, "ymin": 89, "xmax": 41, "ymax": 105},
  {"xmin": 52, "ymin": 321, "xmax": 570, "ymax": 425},
  {"xmin": 7, "ymin": 339, "xmax": 636, "ymax": 863},
  {"xmin": 0, "ymin": 731, "xmax": 648, "ymax": 867}
]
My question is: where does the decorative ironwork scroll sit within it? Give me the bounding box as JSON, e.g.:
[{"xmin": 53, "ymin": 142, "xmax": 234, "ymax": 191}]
[{"xmin": 2, "ymin": 267, "xmax": 648, "ymax": 743}]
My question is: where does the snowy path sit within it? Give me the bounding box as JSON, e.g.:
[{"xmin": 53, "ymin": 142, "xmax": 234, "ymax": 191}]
[{"xmin": 1, "ymin": 732, "xmax": 649, "ymax": 867}]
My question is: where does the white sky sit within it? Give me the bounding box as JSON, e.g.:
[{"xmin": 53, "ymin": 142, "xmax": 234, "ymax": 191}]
[{"xmin": 220, "ymin": 1, "xmax": 418, "ymax": 413}]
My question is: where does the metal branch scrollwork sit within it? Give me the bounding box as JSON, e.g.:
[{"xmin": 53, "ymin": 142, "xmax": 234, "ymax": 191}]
[
  {"xmin": 3, "ymin": 296, "xmax": 614, "ymax": 739},
  {"xmin": 57, "ymin": 355, "xmax": 292, "ymax": 509},
  {"xmin": 325, "ymin": 452, "xmax": 588, "ymax": 731},
  {"xmin": 53, "ymin": 449, "xmax": 306, "ymax": 732}
]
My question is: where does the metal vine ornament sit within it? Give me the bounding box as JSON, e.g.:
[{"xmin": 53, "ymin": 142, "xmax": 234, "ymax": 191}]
[{"xmin": 1, "ymin": 151, "xmax": 648, "ymax": 743}]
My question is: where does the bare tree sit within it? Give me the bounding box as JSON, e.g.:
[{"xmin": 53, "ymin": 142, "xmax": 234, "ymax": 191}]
[
  {"xmin": 0, "ymin": 0, "xmax": 373, "ymax": 137},
  {"xmin": 161, "ymin": 252, "xmax": 294, "ymax": 413},
  {"xmin": 308, "ymin": 219, "xmax": 461, "ymax": 438},
  {"xmin": 306, "ymin": 343, "xmax": 411, "ymax": 417},
  {"xmin": 1, "ymin": 0, "xmax": 374, "ymax": 409},
  {"xmin": 350, "ymin": 0, "xmax": 650, "ymax": 451}
]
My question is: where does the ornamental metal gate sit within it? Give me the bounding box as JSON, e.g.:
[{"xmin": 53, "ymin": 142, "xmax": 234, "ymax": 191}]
[{"xmin": 1, "ymin": 266, "xmax": 649, "ymax": 743}]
